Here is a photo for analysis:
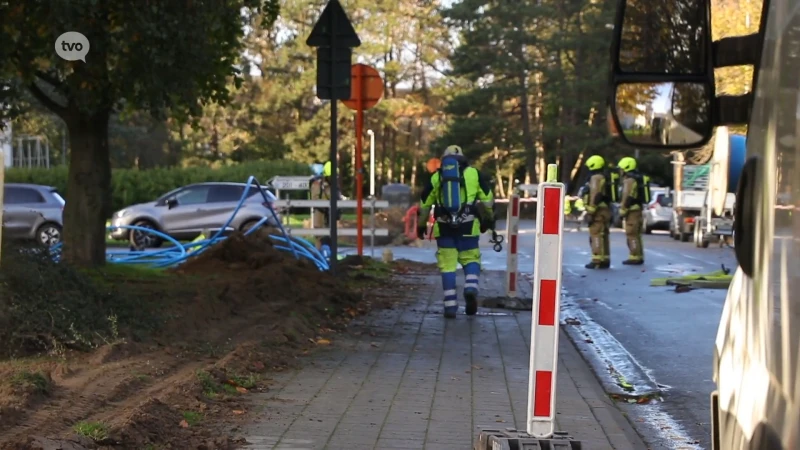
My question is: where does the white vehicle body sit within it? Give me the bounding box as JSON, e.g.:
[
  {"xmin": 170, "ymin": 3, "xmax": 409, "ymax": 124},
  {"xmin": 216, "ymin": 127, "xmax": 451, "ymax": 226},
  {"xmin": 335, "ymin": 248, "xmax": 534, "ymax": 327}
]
[
  {"xmin": 710, "ymin": 0, "xmax": 800, "ymax": 446},
  {"xmin": 671, "ymin": 161, "xmax": 709, "ymax": 241}
]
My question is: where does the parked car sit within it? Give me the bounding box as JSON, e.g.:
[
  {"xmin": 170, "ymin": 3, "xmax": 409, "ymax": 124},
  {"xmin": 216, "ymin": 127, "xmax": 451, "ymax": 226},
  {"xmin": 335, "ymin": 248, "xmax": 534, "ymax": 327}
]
[
  {"xmin": 644, "ymin": 191, "xmax": 673, "ymax": 234},
  {"xmin": 2, "ymin": 183, "xmax": 65, "ymax": 246},
  {"xmin": 107, "ymin": 182, "xmax": 281, "ymax": 249},
  {"xmin": 611, "ymin": 186, "xmax": 669, "ymax": 229}
]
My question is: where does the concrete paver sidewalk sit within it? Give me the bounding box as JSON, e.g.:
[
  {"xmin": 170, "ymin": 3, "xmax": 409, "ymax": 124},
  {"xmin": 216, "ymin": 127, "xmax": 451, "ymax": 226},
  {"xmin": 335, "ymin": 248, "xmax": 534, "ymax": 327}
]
[{"xmin": 241, "ymin": 272, "xmax": 646, "ymax": 450}]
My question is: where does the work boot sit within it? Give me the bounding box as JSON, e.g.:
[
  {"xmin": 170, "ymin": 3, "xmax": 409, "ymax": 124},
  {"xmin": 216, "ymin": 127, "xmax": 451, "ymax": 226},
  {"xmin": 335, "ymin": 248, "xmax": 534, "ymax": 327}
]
[
  {"xmin": 464, "ymin": 290, "xmax": 478, "ymax": 316},
  {"xmin": 622, "ymin": 259, "xmax": 644, "ymax": 265},
  {"xmin": 585, "ymin": 261, "xmax": 610, "ymax": 269},
  {"xmin": 444, "ymin": 305, "xmax": 458, "ymax": 319}
]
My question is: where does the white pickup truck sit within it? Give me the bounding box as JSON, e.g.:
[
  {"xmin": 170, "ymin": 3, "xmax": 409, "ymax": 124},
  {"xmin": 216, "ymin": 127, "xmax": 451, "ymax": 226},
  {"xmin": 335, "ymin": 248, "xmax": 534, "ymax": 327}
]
[{"xmin": 670, "ymin": 164, "xmax": 709, "ymax": 242}]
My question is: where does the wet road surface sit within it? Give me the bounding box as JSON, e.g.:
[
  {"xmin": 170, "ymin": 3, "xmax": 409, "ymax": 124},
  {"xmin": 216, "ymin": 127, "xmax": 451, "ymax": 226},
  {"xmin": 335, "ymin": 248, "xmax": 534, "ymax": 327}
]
[{"xmin": 346, "ymin": 219, "xmax": 737, "ymax": 449}]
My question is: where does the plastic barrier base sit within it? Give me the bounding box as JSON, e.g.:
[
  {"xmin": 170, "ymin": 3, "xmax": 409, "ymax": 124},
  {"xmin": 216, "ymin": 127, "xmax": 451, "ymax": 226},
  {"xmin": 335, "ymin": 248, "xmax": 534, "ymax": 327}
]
[
  {"xmin": 478, "ymin": 296, "xmax": 532, "ymax": 310},
  {"xmin": 475, "ymin": 429, "xmax": 582, "ymax": 450}
]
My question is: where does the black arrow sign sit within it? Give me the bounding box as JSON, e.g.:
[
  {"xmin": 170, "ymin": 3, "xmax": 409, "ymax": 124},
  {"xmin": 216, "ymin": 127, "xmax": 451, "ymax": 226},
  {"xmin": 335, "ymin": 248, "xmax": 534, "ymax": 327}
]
[
  {"xmin": 306, "ymin": 0, "xmax": 362, "ymax": 276},
  {"xmin": 306, "ymin": 0, "xmax": 361, "ymax": 48}
]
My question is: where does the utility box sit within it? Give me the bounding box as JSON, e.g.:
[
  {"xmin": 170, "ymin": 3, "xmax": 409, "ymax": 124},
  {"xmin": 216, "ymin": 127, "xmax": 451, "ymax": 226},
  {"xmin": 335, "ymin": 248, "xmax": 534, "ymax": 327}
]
[{"xmin": 381, "ymin": 183, "xmax": 412, "ymax": 208}]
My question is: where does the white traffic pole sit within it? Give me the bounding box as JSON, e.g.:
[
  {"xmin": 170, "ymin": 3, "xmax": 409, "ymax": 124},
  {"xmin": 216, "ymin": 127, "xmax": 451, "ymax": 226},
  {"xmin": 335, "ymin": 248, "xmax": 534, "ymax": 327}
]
[
  {"xmin": 505, "ymin": 192, "xmax": 520, "ymax": 297},
  {"xmin": 367, "ymin": 129, "xmax": 375, "ymax": 197},
  {"xmin": 367, "ymin": 129, "xmax": 376, "ymax": 258},
  {"xmin": 526, "ymin": 164, "xmax": 565, "ymax": 438}
]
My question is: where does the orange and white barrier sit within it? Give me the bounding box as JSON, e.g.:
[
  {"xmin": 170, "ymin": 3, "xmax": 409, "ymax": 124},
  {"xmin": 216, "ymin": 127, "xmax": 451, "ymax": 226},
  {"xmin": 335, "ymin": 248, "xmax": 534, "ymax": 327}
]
[
  {"xmin": 505, "ymin": 194, "xmax": 520, "ymax": 297},
  {"xmin": 527, "ymin": 175, "xmax": 565, "ymax": 438}
]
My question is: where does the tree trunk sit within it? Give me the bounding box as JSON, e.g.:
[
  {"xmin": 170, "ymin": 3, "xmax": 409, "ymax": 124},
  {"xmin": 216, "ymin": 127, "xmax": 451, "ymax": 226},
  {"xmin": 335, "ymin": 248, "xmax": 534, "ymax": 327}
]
[
  {"xmin": 518, "ymin": 73, "xmax": 537, "ymax": 187},
  {"xmin": 63, "ymin": 108, "xmax": 112, "ymax": 267},
  {"xmin": 534, "ymin": 72, "xmax": 547, "ymax": 183},
  {"xmin": 378, "ymin": 126, "xmax": 388, "ymax": 185}
]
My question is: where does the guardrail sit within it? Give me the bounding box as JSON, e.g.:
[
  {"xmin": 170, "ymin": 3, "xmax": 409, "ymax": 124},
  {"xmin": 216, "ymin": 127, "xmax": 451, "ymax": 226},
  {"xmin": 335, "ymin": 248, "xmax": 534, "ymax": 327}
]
[{"xmin": 273, "ymin": 198, "xmax": 391, "ymax": 255}]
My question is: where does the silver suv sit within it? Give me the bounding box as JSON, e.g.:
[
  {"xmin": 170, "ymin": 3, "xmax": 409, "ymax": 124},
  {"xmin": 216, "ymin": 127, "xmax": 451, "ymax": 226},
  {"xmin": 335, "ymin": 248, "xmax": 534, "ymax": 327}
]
[
  {"xmin": 2, "ymin": 183, "xmax": 65, "ymax": 246},
  {"xmin": 108, "ymin": 182, "xmax": 281, "ymax": 249}
]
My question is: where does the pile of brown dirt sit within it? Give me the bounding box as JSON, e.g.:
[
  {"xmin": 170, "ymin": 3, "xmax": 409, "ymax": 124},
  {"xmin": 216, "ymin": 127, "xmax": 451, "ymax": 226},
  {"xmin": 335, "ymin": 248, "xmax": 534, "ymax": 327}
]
[
  {"xmin": 170, "ymin": 231, "xmax": 357, "ymax": 329},
  {"xmin": 176, "ymin": 229, "xmax": 314, "ymax": 274}
]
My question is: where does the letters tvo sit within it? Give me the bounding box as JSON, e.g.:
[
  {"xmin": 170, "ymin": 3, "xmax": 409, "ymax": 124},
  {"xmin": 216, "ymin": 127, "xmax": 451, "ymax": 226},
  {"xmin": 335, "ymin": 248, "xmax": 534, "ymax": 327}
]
[{"xmin": 60, "ymin": 41, "xmax": 83, "ymax": 52}]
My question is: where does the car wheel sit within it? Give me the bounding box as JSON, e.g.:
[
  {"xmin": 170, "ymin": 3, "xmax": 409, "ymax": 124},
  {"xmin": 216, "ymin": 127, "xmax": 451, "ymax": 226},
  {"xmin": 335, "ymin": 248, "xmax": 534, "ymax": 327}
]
[
  {"xmin": 644, "ymin": 223, "xmax": 653, "ymax": 234},
  {"xmin": 240, "ymin": 219, "xmax": 263, "ymax": 235},
  {"xmin": 694, "ymin": 222, "xmax": 703, "ymax": 247},
  {"xmin": 129, "ymin": 220, "xmax": 163, "ymax": 250},
  {"xmin": 37, "ymin": 223, "xmax": 62, "ymax": 247}
]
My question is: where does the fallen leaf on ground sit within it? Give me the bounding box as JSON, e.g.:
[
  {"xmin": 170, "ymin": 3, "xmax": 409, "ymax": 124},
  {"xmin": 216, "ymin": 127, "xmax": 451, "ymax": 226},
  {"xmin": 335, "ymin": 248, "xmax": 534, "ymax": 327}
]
[
  {"xmin": 179, "ymin": 420, "xmax": 189, "ymax": 428},
  {"xmin": 370, "ymin": 342, "xmax": 379, "ymax": 347},
  {"xmin": 316, "ymin": 339, "xmax": 331, "ymax": 345},
  {"xmin": 236, "ymin": 386, "xmax": 248, "ymax": 394},
  {"xmin": 232, "ymin": 410, "xmax": 245, "ymax": 415}
]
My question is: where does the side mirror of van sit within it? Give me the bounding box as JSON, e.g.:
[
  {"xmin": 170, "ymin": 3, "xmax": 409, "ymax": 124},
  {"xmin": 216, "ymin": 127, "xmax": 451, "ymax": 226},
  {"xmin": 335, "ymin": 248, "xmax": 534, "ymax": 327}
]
[
  {"xmin": 612, "ymin": 81, "xmax": 713, "ymax": 147},
  {"xmin": 607, "ymin": 0, "xmax": 715, "ymax": 150},
  {"xmin": 166, "ymin": 198, "xmax": 178, "ymax": 209}
]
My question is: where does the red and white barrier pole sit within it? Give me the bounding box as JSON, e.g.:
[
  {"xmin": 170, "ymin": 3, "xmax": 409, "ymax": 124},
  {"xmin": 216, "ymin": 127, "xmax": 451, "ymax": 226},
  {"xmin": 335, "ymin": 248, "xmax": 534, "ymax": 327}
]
[
  {"xmin": 527, "ymin": 164, "xmax": 565, "ymax": 438},
  {"xmin": 505, "ymin": 193, "xmax": 520, "ymax": 297}
]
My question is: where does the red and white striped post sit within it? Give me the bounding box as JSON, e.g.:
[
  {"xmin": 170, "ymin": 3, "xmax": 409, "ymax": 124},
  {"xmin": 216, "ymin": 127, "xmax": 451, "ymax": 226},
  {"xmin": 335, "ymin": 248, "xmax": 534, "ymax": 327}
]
[
  {"xmin": 527, "ymin": 164, "xmax": 565, "ymax": 438},
  {"xmin": 505, "ymin": 193, "xmax": 521, "ymax": 297}
]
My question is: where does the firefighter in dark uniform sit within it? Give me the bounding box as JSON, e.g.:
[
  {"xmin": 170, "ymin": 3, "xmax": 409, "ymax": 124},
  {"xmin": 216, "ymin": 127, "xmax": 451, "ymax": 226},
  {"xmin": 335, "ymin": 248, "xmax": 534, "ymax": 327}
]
[
  {"xmin": 618, "ymin": 156, "xmax": 647, "ymax": 265},
  {"xmin": 583, "ymin": 155, "xmax": 612, "ymax": 269}
]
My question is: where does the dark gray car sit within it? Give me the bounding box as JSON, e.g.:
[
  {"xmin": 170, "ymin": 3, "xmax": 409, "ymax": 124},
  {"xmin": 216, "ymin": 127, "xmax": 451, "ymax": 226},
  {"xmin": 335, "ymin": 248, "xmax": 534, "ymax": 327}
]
[
  {"xmin": 2, "ymin": 183, "xmax": 65, "ymax": 246},
  {"xmin": 107, "ymin": 182, "xmax": 281, "ymax": 249}
]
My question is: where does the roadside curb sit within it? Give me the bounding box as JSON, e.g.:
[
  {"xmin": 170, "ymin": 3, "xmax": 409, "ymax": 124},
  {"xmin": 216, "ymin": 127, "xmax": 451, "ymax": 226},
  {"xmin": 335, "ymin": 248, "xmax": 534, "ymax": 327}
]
[{"xmin": 560, "ymin": 296, "xmax": 662, "ymax": 400}]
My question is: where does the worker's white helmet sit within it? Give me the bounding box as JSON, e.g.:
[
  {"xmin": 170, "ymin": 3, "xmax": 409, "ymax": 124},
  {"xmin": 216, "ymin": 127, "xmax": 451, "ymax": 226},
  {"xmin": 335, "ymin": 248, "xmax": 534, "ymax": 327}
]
[{"xmin": 443, "ymin": 145, "xmax": 463, "ymax": 157}]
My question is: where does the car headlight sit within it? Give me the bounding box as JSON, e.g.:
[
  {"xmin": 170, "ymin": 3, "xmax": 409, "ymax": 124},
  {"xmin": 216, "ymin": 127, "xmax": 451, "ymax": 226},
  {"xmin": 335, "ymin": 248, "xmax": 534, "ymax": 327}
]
[{"xmin": 114, "ymin": 209, "xmax": 128, "ymax": 218}]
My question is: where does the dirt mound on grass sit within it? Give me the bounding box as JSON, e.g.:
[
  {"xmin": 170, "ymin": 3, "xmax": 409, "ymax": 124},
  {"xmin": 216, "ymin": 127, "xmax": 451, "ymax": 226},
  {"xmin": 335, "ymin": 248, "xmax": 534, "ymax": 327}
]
[
  {"xmin": 172, "ymin": 230, "xmax": 356, "ymax": 315},
  {"xmin": 176, "ymin": 229, "xmax": 314, "ymax": 274}
]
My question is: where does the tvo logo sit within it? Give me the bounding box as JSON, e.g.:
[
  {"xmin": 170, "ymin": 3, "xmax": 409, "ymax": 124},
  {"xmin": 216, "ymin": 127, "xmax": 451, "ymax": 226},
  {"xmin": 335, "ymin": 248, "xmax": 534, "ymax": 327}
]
[{"xmin": 55, "ymin": 32, "xmax": 90, "ymax": 62}]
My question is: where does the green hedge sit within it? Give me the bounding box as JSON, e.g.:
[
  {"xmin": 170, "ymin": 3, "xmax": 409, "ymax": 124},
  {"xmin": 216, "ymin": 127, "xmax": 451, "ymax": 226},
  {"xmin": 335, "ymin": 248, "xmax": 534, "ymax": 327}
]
[{"xmin": 5, "ymin": 160, "xmax": 310, "ymax": 212}]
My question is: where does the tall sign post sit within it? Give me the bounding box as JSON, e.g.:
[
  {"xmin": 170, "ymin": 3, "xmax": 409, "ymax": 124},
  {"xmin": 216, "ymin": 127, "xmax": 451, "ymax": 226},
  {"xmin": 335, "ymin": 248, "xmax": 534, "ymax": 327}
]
[
  {"xmin": 306, "ymin": 0, "xmax": 361, "ymax": 275},
  {"xmin": 342, "ymin": 64, "xmax": 383, "ymax": 256}
]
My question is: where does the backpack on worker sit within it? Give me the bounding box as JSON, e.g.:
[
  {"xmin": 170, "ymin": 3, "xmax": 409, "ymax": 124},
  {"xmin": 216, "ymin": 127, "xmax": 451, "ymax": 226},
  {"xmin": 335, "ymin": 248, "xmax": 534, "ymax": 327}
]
[
  {"xmin": 606, "ymin": 168, "xmax": 621, "ymax": 204},
  {"xmin": 437, "ymin": 154, "xmax": 467, "ymax": 225}
]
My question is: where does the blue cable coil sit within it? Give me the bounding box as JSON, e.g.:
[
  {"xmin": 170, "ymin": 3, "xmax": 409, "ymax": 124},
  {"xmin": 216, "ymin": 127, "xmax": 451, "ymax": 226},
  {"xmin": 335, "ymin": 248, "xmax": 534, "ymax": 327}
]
[{"xmin": 48, "ymin": 176, "xmax": 331, "ymax": 271}]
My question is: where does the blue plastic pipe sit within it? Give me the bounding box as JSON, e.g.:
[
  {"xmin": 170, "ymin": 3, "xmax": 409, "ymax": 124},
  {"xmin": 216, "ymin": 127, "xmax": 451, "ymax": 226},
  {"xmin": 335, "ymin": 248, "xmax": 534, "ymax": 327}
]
[{"xmin": 49, "ymin": 176, "xmax": 331, "ymax": 271}]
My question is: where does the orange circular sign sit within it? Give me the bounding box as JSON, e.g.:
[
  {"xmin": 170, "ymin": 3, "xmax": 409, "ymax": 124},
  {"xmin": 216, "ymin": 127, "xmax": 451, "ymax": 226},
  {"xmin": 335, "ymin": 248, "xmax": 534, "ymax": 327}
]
[
  {"xmin": 342, "ymin": 64, "xmax": 384, "ymax": 111},
  {"xmin": 426, "ymin": 158, "xmax": 441, "ymax": 173}
]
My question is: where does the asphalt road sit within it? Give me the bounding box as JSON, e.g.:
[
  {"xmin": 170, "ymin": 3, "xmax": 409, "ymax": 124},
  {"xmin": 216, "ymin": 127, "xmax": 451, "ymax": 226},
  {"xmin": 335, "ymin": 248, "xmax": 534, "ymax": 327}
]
[
  {"xmin": 555, "ymin": 223, "xmax": 736, "ymax": 449},
  {"xmin": 350, "ymin": 219, "xmax": 737, "ymax": 449}
]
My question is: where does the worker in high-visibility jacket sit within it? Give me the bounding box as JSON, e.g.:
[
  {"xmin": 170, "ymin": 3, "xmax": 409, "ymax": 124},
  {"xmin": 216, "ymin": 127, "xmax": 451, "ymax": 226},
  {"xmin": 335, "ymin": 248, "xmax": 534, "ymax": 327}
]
[
  {"xmin": 583, "ymin": 155, "xmax": 612, "ymax": 269},
  {"xmin": 618, "ymin": 156, "xmax": 649, "ymax": 265},
  {"xmin": 309, "ymin": 161, "xmax": 343, "ymax": 228},
  {"xmin": 417, "ymin": 145, "xmax": 495, "ymax": 318}
]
